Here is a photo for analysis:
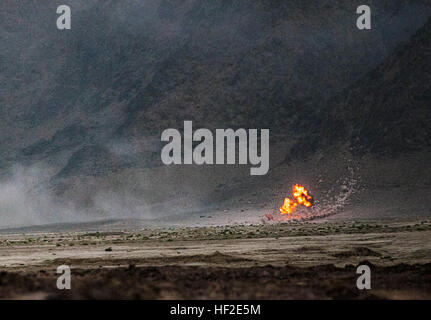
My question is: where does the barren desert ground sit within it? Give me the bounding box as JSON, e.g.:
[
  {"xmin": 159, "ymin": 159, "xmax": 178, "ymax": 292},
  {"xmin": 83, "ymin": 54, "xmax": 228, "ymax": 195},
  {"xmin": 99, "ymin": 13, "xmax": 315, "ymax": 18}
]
[{"xmin": 0, "ymin": 218, "xmax": 431, "ymax": 299}]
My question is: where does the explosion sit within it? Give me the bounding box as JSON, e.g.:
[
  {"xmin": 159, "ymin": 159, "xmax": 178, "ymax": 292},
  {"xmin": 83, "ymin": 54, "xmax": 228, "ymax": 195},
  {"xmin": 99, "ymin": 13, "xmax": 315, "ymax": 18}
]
[{"xmin": 280, "ymin": 184, "xmax": 312, "ymax": 215}]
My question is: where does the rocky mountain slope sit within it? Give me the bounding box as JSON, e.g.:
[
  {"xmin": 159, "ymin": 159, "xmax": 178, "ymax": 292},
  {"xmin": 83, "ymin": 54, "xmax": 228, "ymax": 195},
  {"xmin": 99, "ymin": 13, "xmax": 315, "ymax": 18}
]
[
  {"xmin": 294, "ymin": 16, "xmax": 431, "ymax": 158},
  {"xmin": 1, "ymin": 1, "xmax": 430, "ymax": 168},
  {"xmin": 0, "ymin": 1, "xmax": 430, "ymax": 225}
]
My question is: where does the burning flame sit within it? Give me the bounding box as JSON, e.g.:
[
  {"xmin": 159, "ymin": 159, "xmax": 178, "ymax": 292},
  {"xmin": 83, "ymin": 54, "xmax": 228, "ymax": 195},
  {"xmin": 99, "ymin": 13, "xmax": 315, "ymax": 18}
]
[{"xmin": 280, "ymin": 184, "xmax": 312, "ymax": 215}]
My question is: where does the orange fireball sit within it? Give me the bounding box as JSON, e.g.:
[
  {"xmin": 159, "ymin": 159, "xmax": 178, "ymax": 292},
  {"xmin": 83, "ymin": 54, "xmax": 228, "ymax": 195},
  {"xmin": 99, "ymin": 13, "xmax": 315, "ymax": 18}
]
[
  {"xmin": 280, "ymin": 198, "xmax": 297, "ymax": 215},
  {"xmin": 292, "ymin": 184, "xmax": 312, "ymax": 207},
  {"xmin": 280, "ymin": 184, "xmax": 312, "ymax": 215}
]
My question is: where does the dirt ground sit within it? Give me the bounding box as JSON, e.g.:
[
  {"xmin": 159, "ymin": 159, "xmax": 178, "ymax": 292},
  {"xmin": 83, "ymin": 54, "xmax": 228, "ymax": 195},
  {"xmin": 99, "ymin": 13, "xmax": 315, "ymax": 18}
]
[{"xmin": 1, "ymin": 219, "xmax": 431, "ymax": 299}]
